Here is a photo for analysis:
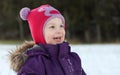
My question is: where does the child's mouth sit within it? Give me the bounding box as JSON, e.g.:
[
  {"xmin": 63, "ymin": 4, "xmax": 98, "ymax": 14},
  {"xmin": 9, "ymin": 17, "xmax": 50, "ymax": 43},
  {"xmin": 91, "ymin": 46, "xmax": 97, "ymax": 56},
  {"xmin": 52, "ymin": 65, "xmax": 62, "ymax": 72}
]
[{"xmin": 53, "ymin": 36, "xmax": 62, "ymax": 42}]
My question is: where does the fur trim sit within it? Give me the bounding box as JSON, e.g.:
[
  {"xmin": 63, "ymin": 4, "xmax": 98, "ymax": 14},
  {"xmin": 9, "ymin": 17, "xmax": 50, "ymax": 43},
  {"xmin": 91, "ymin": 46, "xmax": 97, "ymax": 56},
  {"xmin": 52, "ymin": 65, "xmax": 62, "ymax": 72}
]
[{"xmin": 9, "ymin": 41, "xmax": 34, "ymax": 72}]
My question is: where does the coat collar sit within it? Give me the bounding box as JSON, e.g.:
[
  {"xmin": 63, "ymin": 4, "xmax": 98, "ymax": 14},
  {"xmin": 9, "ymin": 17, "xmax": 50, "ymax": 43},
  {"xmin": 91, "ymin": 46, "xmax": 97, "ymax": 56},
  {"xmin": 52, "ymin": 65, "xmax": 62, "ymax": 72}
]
[
  {"xmin": 39, "ymin": 42, "xmax": 70, "ymax": 58},
  {"xmin": 26, "ymin": 42, "xmax": 70, "ymax": 58}
]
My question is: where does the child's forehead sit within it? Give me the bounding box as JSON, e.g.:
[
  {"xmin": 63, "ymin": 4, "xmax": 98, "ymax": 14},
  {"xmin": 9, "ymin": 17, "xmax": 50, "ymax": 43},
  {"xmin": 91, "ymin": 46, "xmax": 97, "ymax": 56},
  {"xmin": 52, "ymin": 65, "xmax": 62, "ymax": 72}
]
[{"xmin": 47, "ymin": 18, "xmax": 63, "ymax": 24}]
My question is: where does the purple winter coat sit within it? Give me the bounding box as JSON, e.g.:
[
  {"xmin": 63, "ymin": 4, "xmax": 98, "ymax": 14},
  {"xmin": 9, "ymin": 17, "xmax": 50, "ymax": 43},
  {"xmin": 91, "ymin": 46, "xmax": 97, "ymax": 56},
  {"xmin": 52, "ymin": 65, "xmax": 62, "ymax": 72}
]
[{"xmin": 17, "ymin": 42, "xmax": 86, "ymax": 75}]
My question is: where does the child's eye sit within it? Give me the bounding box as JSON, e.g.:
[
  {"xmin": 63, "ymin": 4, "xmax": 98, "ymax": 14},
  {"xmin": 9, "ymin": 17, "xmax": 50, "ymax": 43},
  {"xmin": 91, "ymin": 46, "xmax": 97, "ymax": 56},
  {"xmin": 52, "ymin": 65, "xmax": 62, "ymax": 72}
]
[
  {"xmin": 60, "ymin": 25, "xmax": 64, "ymax": 28},
  {"xmin": 49, "ymin": 25, "xmax": 55, "ymax": 29}
]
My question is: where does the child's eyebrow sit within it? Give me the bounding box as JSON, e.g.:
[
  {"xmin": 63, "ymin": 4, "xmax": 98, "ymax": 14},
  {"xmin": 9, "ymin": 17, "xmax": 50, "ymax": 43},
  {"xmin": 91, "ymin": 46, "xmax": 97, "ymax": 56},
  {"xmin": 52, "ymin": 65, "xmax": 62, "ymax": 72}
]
[{"xmin": 47, "ymin": 23, "xmax": 55, "ymax": 25}]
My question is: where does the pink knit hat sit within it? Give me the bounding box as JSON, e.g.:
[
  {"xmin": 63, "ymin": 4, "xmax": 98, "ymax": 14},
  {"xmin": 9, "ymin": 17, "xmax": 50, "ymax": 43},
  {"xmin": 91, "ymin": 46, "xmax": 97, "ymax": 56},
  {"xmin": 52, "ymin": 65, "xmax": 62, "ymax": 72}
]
[{"xmin": 20, "ymin": 4, "xmax": 65, "ymax": 44}]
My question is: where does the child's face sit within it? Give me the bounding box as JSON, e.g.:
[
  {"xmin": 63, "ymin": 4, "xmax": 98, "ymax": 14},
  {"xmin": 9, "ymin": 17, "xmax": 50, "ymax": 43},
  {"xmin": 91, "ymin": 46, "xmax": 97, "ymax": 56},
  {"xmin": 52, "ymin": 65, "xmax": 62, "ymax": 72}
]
[{"xmin": 44, "ymin": 18, "xmax": 65, "ymax": 45}]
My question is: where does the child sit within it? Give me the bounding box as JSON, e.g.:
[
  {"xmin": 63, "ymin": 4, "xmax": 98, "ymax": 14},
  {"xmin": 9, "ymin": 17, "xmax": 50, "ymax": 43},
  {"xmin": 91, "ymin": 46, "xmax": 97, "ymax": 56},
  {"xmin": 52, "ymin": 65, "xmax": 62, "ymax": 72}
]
[{"xmin": 9, "ymin": 4, "xmax": 86, "ymax": 75}]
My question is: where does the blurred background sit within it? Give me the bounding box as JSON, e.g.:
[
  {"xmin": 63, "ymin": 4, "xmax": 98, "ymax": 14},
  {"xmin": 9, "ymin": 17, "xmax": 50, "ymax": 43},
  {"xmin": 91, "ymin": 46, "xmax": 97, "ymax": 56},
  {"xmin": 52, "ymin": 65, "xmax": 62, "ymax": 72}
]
[{"xmin": 0, "ymin": 0, "xmax": 120, "ymax": 43}]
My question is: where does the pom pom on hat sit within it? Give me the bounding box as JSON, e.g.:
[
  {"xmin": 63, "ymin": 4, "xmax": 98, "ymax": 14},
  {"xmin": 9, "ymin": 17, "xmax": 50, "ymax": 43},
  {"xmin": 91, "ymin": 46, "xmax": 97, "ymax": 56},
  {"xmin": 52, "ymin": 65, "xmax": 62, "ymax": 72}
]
[{"xmin": 20, "ymin": 7, "xmax": 30, "ymax": 20}]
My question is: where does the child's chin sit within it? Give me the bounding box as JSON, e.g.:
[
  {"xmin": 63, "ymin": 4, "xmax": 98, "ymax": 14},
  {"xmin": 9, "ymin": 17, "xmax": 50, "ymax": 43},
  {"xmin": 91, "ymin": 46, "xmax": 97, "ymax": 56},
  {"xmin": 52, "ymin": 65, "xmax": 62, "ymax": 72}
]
[
  {"xmin": 55, "ymin": 41, "xmax": 64, "ymax": 44},
  {"xmin": 51, "ymin": 41, "xmax": 63, "ymax": 45}
]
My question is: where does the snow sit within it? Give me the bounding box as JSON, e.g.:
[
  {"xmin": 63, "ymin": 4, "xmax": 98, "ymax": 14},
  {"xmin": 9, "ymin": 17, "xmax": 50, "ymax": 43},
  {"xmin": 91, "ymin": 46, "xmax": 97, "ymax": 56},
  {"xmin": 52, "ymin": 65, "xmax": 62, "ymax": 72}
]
[{"xmin": 0, "ymin": 43, "xmax": 120, "ymax": 75}]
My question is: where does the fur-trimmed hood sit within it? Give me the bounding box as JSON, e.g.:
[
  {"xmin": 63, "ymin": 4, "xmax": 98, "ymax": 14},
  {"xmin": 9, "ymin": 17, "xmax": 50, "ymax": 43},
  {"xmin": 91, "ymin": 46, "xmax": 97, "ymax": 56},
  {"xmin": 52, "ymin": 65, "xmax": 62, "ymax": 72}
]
[{"xmin": 9, "ymin": 41, "xmax": 34, "ymax": 72}]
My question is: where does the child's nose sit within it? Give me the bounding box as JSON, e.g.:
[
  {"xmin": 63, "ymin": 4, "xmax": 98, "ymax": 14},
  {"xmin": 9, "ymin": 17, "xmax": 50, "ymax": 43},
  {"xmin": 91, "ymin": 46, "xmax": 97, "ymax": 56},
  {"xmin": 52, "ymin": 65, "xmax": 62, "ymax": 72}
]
[{"xmin": 56, "ymin": 28, "xmax": 62, "ymax": 34}]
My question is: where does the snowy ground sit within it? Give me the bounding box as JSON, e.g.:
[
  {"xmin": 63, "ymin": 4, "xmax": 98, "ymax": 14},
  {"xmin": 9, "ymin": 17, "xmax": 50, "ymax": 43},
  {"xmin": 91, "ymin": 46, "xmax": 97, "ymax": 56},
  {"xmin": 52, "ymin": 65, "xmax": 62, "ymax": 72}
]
[{"xmin": 0, "ymin": 43, "xmax": 120, "ymax": 75}]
